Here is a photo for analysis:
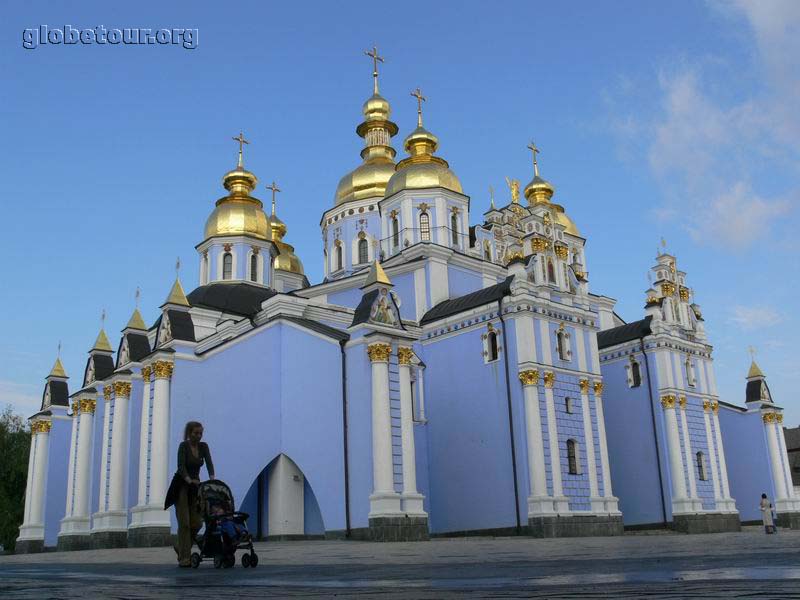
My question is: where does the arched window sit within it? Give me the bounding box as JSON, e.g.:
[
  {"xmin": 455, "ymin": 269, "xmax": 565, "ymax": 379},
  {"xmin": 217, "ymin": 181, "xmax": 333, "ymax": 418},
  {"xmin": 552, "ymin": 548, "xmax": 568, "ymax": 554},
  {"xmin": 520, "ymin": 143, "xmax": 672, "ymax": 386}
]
[
  {"xmin": 450, "ymin": 213, "xmax": 459, "ymax": 245},
  {"xmin": 358, "ymin": 238, "xmax": 368, "ymax": 264},
  {"xmin": 686, "ymin": 358, "xmax": 696, "ymax": 387},
  {"xmin": 420, "ymin": 212, "xmax": 431, "ymax": 242},
  {"xmin": 222, "ymin": 252, "xmax": 233, "ymax": 280},
  {"xmin": 335, "ymin": 244, "xmax": 343, "ymax": 271},
  {"xmin": 557, "ymin": 330, "xmax": 568, "ymax": 361},
  {"xmin": 547, "ymin": 259, "xmax": 556, "ymax": 284},
  {"xmin": 631, "ymin": 360, "xmax": 642, "ymax": 387},
  {"xmin": 567, "ymin": 439, "xmax": 580, "ymax": 475},
  {"xmin": 392, "ymin": 217, "xmax": 399, "ymax": 248},
  {"xmin": 487, "ymin": 330, "xmax": 499, "ymax": 362},
  {"xmin": 696, "ymin": 452, "xmax": 707, "ymax": 480},
  {"xmin": 250, "ymin": 253, "xmax": 258, "ymax": 282}
]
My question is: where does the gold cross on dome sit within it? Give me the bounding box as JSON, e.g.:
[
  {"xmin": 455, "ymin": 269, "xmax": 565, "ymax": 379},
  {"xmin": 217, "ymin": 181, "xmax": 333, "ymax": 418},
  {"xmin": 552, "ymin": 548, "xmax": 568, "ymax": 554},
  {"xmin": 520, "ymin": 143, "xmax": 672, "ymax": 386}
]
[
  {"xmin": 527, "ymin": 140, "xmax": 540, "ymax": 176},
  {"xmin": 265, "ymin": 181, "xmax": 281, "ymax": 215},
  {"xmin": 232, "ymin": 131, "xmax": 250, "ymax": 168},
  {"xmin": 411, "ymin": 87, "xmax": 426, "ymax": 127},
  {"xmin": 364, "ymin": 45, "xmax": 384, "ymax": 94},
  {"xmin": 175, "ymin": 256, "xmax": 181, "ymax": 275},
  {"xmin": 748, "ymin": 345, "xmax": 756, "ymax": 360}
]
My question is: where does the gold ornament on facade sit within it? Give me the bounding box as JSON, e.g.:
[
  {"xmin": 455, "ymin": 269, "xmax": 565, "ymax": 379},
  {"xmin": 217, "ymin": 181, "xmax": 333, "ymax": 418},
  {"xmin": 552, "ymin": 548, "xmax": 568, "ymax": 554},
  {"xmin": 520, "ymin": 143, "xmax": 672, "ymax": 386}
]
[
  {"xmin": 703, "ymin": 400, "xmax": 711, "ymax": 412},
  {"xmin": 661, "ymin": 282, "xmax": 676, "ymax": 297},
  {"xmin": 80, "ymin": 398, "xmax": 97, "ymax": 414},
  {"xmin": 554, "ymin": 243, "xmax": 568, "ymax": 260},
  {"xmin": 518, "ymin": 369, "xmax": 540, "ymax": 386},
  {"xmin": 660, "ymin": 395, "xmax": 676, "ymax": 409},
  {"xmin": 543, "ymin": 371, "xmax": 555, "ymax": 388},
  {"xmin": 71, "ymin": 400, "xmax": 80, "ymax": 414},
  {"xmin": 763, "ymin": 412, "xmax": 776, "ymax": 423},
  {"xmin": 367, "ymin": 343, "xmax": 392, "ymax": 363},
  {"xmin": 141, "ymin": 366, "xmax": 151, "ymax": 382},
  {"xmin": 579, "ymin": 379, "xmax": 590, "ymax": 394},
  {"xmin": 31, "ymin": 420, "xmax": 52, "ymax": 434},
  {"xmin": 531, "ymin": 237, "xmax": 549, "ymax": 253},
  {"xmin": 397, "ymin": 347, "xmax": 414, "ymax": 365},
  {"xmin": 505, "ymin": 177, "xmax": 521, "ymax": 203},
  {"xmin": 678, "ymin": 395, "xmax": 687, "ymax": 409},
  {"xmin": 593, "ymin": 381, "xmax": 604, "ymax": 396},
  {"xmin": 679, "ymin": 286, "xmax": 690, "ymax": 302},
  {"xmin": 712, "ymin": 400, "xmax": 719, "ymax": 414},
  {"xmin": 103, "ymin": 386, "xmax": 113, "ymax": 402},
  {"xmin": 153, "ymin": 361, "xmax": 174, "ymax": 380},
  {"xmin": 114, "ymin": 381, "xmax": 132, "ymax": 397},
  {"xmin": 777, "ymin": 414, "xmax": 784, "ymax": 424},
  {"xmin": 504, "ymin": 250, "xmax": 524, "ymax": 265}
]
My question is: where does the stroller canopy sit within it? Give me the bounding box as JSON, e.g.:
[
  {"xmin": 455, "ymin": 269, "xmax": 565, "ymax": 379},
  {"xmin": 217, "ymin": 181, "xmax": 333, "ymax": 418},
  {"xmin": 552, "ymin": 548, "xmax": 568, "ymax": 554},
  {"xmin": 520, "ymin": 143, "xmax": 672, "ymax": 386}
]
[{"xmin": 197, "ymin": 479, "xmax": 236, "ymax": 516}]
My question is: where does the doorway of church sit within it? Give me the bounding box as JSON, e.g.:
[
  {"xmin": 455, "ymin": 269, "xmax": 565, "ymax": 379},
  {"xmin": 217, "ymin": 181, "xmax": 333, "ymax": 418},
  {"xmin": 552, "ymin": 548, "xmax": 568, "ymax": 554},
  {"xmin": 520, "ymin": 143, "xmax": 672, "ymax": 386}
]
[{"xmin": 240, "ymin": 454, "xmax": 325, "ymax": 540}]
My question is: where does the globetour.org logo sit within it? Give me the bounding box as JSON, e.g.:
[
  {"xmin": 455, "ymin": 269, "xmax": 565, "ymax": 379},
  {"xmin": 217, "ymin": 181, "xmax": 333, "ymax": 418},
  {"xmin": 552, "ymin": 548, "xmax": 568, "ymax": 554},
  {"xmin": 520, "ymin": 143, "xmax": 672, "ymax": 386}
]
[{"xmin": 22, "ymin": 25, "xmax": 198, "ymax": 49}]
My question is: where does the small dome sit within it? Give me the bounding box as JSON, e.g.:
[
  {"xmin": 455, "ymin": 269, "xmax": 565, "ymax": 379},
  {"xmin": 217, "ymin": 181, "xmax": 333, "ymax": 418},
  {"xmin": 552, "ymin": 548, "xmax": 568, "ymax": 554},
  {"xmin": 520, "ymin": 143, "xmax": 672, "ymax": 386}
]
[
  {"xmin": 203, "ymin": 166, "xmax": 272, "ymax": 241},
  {"xmin": 552, "ymin": 203, "xmax": 580, "ymax": 237},
  {"xmin": 524, "ymin": 175, "xmax": 555, "ymax": 204},
  {"xmin": 274, "ymin": 241, "xmax": 304, "ymax": 274},
  {"xmin": 385, "ymin": 160, "xmax": 463, "ymax": 197},
  {"xmin": 269, "ymin": 213, "xmax": 287, "ymax": 240},
  {"xmin": 362, "ymin": 93, "xmax": 391, "ymax": 121}
]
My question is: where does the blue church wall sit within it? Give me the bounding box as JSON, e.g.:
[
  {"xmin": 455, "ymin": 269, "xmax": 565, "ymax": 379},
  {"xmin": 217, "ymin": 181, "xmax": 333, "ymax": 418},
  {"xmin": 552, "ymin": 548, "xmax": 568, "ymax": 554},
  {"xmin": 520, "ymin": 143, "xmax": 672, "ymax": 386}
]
[
  {"xmin": 414, "ymin": 419, "xmax": 431, "ymax": 516},
  {"xmin": 552, "ymin": 374, "xmax": 592, "ymax": 511},
  {"xmin": 327, "ymin": 287, "xmax": 363, "ymax": 310},
  {"xmin": 43, "ymin": 412, "xmax": 70, "ymax": 546},
  {"xmin": 447, "ymin": 266, "xmax": 482, "ymax": 300},
  {"xmin": 388, "ymin": 272, "xmax": 417, "ymax": 321},
  {"xmin": 304, "ymin": 478, "xmax": 325, "ymax": 535},
  {"xmin": 601, "ymin": 353, "xmax": 669, "ymax": 526},
  {"xmin": 325, "ymin": 209, "xmax": 381, "ymax": 275},
  {"xmin": 343, "ymin": 342, "xmax": 372, "ymax": 529},
  {"xmin": 718, "ymin": 408, "xmax": 772, "ymax": 522},
  {"xmin": 421, "ymin": 322, "xmax": 518, "ymax": 533},
  {"xmin": 683, "ymin": 400, "xmax": 715, "ymax": 510},
  {"xmin": 167, "ymin": 321, "xmax": 346, "ymax": 534}
]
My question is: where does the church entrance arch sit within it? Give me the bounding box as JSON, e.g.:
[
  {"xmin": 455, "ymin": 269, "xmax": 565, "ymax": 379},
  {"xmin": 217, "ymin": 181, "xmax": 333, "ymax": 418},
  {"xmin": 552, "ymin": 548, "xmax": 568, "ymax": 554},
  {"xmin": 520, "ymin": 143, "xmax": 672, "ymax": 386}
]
[{"xmin": 239, "ymin": 454, "xmax": 325, "ymax": 540}]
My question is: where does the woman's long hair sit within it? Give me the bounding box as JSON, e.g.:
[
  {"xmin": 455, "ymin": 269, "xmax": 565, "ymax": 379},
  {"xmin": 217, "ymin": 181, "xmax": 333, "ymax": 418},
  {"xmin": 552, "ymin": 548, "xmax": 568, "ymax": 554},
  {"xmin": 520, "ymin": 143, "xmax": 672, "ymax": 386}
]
[{"xmin": 184, "ymin": 420, "xmax": 203, "ymax": 441}]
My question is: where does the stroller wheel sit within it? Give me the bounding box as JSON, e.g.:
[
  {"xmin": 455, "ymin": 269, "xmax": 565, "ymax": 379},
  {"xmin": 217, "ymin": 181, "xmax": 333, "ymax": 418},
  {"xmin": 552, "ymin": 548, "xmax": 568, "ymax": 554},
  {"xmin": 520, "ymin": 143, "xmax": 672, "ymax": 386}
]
[
  {"xmin": 190, "ymin": 552, "xmax": 201, "ymax": 569},
  {"xmin": 213, "ymin": 555, "xmax": 223, "ymax": 569},
  {"xmin": 241, "ymin": 553, "xmax": 251, "ymax": 568},
  {"xmin": 250, "ymin": 552, "xmax": 258, "ymax": 568}
]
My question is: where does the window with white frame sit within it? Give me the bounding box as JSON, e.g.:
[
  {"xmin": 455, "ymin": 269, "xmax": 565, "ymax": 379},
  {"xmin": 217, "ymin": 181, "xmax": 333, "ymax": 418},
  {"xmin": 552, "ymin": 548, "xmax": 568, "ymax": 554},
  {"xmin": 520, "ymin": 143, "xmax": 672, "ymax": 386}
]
[
  {"xmin": 222, "ymin": 252, "xmax": 233, "ymax": 280},
  {"xmin": 483, "ymin": 324, "xmax": 500, "ymax": 363},
  {"xmin": 555, "ymin": 324, "xmax": 571, "ymax": 361},
  {"xmin": 392, "ymin": 216, "xmax": 399, "ymax": 248},
  {"xmin": 420, "ymin": 212, "xmax": 431, "ymax": 242},
  {"xmin": 696, "ymin": 451, "xmax": 707, "ymax": 480},
  {"xmin": 250, "ymin": 253, "xmax": 258, "ymax": 282},
  {"xmin": 358, "ymin": 237, "xmax": 368, "ymax": 264},
  {"xmin": 450, "ymin": 212, "xmax": 459, "ymax": 245},
  {"xmin": 626, "ymin": 355, "xmax": 643, "ymax": 388},
  {"xmin": 335, "ymin": 243, "xmax": 343, "ymax": 271},
  {"xmin": 686, "ymin": 357, "xmax": 696, "ymax": 387}
]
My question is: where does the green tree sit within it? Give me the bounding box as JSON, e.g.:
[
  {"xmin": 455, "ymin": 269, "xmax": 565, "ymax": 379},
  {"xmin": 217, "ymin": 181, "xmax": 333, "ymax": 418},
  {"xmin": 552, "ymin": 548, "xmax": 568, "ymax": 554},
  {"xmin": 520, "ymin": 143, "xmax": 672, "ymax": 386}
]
[{"xmin": 0, "ymin": 405, "xmax": 30, "ymax": 553}]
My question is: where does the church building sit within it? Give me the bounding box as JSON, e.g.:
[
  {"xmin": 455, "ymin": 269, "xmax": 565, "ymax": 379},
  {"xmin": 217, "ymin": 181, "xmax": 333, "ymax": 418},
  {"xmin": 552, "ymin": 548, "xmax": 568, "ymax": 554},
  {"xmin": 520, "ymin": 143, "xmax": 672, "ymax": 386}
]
[{"xmin": 15, "ymin": 50, "xmax": 799, "ymax": 552}]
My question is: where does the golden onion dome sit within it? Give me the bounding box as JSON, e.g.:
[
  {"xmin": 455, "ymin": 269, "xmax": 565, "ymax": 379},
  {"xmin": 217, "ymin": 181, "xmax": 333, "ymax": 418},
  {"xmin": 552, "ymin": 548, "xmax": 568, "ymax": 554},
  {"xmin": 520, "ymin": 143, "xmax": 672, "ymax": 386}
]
[
  {"xmin": 362, "ymin": 93, "xmax": 391, "ymax": 122},
  {"xmin": 385, "ymin": 125, "xmax": 462, "ymax": 197},
  {"xmin": 204, "ymin": 167, "xmax": 272, "ymax": 241},
  {"xmin": 335, "ymin": 160, "xmax": 397, "ymax": 205},
  {"xmin": 274, "ymin": 241, "xmax": 304, "ymax": 274},
  {"xmin": 269, "ymin": 213, "xmax": 287, "ymax": 240},
  {"xmin": 552, "ymin": 203, "xmax": 581, "ymax": 237},
  {"xmin": 524, "ymin": 175, "xmax": 555, "ymax": 205}
]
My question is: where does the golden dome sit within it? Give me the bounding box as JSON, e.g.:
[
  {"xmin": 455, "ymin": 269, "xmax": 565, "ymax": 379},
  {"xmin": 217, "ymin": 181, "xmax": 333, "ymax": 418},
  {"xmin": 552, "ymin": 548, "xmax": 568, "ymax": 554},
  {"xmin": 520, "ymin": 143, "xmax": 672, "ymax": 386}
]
[
  {"xmin": 385, "ymin": 125, "xmax": 462, "ymax": 197},
  {"xmin": 362, "ymin": 93, "xmax": 391, "ymax": 122},
  {"xmin": 524, "ymin": 175, "xmax": 555, "ymax": 205},
  {"xmin": 269, "ymin": 213, "xmax": 287, "ymax": 240},
  {"xmin": 552, "ymin": 203, "xmax": 581, "ymax": 237},
  {"xmin": 204, "ymin": 167, "xmax": 272, "ymax": 241},
  {"xmin": 274, "ymin": 241, "xmax": 304, "ymax": 274},
  {"xmin": 335, "ymin": 160, "xmax": 397, "ymax": 205}
]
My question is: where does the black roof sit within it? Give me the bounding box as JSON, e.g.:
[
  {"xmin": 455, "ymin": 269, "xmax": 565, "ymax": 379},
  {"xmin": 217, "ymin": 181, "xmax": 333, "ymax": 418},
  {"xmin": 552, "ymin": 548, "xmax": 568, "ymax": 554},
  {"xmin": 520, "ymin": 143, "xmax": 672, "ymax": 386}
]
[
  {"xmin": 597, "ymin": 316, "xmax": 653, "ymax": 349},
  {"xmin": 187, "ymin": 282, "xmax": 277, "ymax": 317},
  {"xmin": 352, "ymin": 289, "xmax": 379, "ymax": 326},
  {"xmin": 87, "ymin": 354, "xmax": 115, "ymax": 384},
  {"xmin": 420, "ymin": 276, "xmax": 513, "ymax": 325},
  {"xmin": 784, "ymin": 426, "xmax": 800, "ymax": 452},
  {"xmin": 746, "ymin": 379, "xmax": 772, "ymax": 404},
  {"xmin": 166, "ymin": 309, "xmax": 195, "ymax": 342},
  {"xmin": 43, "ymin": 380, "xmax": 69, "ymax": 408},
  {"xmin": 117, "ymin": 332, "xmax": 151, "ymax": 367}
]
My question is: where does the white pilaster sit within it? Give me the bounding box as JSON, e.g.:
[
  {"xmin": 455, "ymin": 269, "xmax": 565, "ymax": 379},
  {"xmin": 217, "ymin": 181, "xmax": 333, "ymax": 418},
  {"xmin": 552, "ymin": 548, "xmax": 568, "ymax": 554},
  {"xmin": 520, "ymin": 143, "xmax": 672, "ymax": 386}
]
[
  {"xmin": 763, "ymin": 414, "xmax": 797, "ymax": 511},
  {"xmin": 97, "ymin": 386, "xmax": 112, "ymax": 514},
  {"xmin": 519, "ymin": 370, "xmax": 551, "ymax": 515},
  {"xmin": 702, "ymin": 402, "xmax": 722, "ymax": 504},
  {"xmin": 397, "ymin": 347, "xmax": 425, "ymax": 515},
  {"xmin": 592, "ymin": 382, "xmax": 620, "ymax": 512},
  {"xmin": 106, "ymin": 381, "xmax": 131, "ymax": 529},
  {"xmin": 662, "ymin": 396, "xmax": 693, "ymax": 514},
  {"xmin": 367, "ymin": 342, "xmax": 401, "ymax": 517},
  {"xmin": 775, "ymin": 418, "xmax": 798, "ymax": 503},
  {"xmin": 543, "ymin": 372, "xmax": 569, "ymax": 513},
  {"xmin": 60, "ymin": 398, "xmax": 97, "ymax": 536},
  {"xmin": 18, "ymin": 421, "xmax": 51, "ymax": 542},
  {"xmin": 63, "ymin": 409, "xmax": 78, "ymax": 518},
  {"xmin": 678, "ymin": 398, "xmax": 700, "ymax": 509},
  {"xmin": 134, "ymin": 368, "xmax": 151, "ymax": 516},
  {"xmin": 710, "ymin": 404, "xmax": 735, "ymax": 510},
  {"xmin": 578, "ymin": 380, "xmax": 602, "ymax": 512}
]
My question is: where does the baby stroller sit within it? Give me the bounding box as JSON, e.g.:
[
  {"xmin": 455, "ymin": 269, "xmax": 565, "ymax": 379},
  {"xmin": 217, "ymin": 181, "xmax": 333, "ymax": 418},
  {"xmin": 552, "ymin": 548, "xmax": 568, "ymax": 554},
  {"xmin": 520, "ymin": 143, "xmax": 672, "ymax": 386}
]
[{"xmin": 191, "ymin": 479, "xmax": 259, "ymax": 569}]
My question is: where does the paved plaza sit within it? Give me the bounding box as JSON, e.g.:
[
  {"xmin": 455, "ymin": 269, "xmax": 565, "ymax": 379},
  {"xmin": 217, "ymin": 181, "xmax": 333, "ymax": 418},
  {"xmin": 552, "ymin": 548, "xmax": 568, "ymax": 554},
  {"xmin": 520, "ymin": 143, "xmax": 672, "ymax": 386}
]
[{"xmin": 2, "ymin": 529, "xmax": 800, "ymax": 598}]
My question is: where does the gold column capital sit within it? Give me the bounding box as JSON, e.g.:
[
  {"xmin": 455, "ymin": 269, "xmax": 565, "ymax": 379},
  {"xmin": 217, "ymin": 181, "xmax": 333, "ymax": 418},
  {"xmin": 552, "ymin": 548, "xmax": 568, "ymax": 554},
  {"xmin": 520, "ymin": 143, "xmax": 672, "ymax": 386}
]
[
  {"xmin": 579, "ymin": 378, "xmax": 590, "ymax": 394},
  {"xmin": 79, "ymin": 399, "xmax": 97, "ymax": 415},
  {"xmin": 397, "ymin": 347, "xmax": 414, "ymax": 365},
  {"xmin": 763, "ymin": 412, "xmax": 776, "ymax": 424},
  {"xmin": 703, "ymin": 400, "xmax": 711, "ymax": 412},
  {"xmin": 593, "ymin": 381, "xmax": 604, "ymax": 396},
  {"xmin": 543, "ymin": 371, "xmax": 555, "ymax": 388},
  {"xmin": 141, "ymin": 365, "xmax": 152, "ymax": 382},
  {"xmin": 71, "ymin": 399, "xmax": 80, "ymax": 415},
  {"xmin": 103, "ymin": 386, "xmax": 113, "ymax": 402},
  {"xmin": 31, "ymin": 420, "xmax": 52, "ymax": 434},
  {"xmin": 777, "ymin": 414, "xmax": 784, "ymax": 424},
  {"xmin": 660, "ymin": 394, "xmax": 676, "ymax": 409},
  {"xmin": 678, "ymin": 395, "xmax": 687, "ymax": 409},
  {"xmin": 518, "ymin": 369, "xmax": 540, "ymax": 386},
  {"xmin": 711, "ymin": 400, "xmax": 719, "ymax": 414},
  {"xmin": 114, "ymin": 381, "xmax": 132, "ymax": 398},
  {"xmin": 367, "ymin": 343, "xmax": 392, "ymax": 363},
  {"xmin": 153, "ymin": 360, "xmax": 174, "ymax": 380}
]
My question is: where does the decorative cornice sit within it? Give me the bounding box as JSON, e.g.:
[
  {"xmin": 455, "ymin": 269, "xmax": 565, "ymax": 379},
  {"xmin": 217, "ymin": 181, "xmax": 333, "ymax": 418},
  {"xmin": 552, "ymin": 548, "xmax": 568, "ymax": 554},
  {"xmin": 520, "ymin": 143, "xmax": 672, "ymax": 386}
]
[
  {"xmin": 593, "ymin": 381, "xmax": 604, "ymax": 396},
  {"xmin": 543, "ymin": 371, "xmax": 555, "ymax": 388},
  {"xmin": 31, "ymin": 420, "xmax": 52, "ymax": 434},
  {"xmin": 141, "ymin": 365, "xmax": 152, "ymax": 382},
  {"xmin": 153, "ymin": 361, "xmax": 174, "ymax": 380},
  {"xmin": 518, "ymin": 369, "xmax": 540, "ymax": 387},
  {"xmin": 579, "ymin": 378, "xmax": 590, "ymax": 394},
  {"xmin": 80, "ymin": 399, "xmax": 97, "ymax": 414},
  {"xmin": 114, "ymin": 381, "xmax": 132, "ymax": 398},
  {"xmin": 661, "ymin": 394, "xmax": 677, "ymax": 409},
  {"xmin": 367, "ymin": 343, "xmax": 392, "ymax": 363},
  {"xmin": 397, "ymin": 347, "xmax": 414, "ymax": 365}
]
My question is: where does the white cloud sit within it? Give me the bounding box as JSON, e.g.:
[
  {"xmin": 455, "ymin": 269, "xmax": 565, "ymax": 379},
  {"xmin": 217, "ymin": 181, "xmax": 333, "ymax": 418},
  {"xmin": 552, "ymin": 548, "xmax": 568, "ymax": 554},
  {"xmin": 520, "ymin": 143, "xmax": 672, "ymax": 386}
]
[
  {"xmin": 0, "ymin": 380, "xmax": 41, "ymax": 417},
  {"xmin": 728, "ymin": 304, "xmax": 782, "ymax": 331}
]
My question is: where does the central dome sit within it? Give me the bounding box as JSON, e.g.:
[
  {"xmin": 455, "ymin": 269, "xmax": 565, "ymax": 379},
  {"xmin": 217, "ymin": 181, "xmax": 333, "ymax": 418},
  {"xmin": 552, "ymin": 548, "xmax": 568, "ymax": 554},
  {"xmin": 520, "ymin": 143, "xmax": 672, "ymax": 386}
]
[
  {"xmin": 384, "ymin": 125, "xmax": 462, "ymax": 198},
  {"xmin": 335, "ymin": 159, "xmax": 397, "ymax": 205}
]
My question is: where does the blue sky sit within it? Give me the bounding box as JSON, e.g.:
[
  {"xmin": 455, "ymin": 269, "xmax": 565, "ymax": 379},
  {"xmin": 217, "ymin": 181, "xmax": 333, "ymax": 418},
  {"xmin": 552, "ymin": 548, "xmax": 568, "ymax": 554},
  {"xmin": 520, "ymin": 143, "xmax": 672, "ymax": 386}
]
[{"xmin": 1, "ymin": 1, "xmax": 798, "ymax": 424}]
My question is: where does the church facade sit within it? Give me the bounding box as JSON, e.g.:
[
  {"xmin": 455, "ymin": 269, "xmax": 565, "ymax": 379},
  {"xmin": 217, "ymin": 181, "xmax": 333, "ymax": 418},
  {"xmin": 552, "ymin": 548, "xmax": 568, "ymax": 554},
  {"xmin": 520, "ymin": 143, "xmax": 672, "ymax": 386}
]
[{"xmin": 16, "ymin": 55, "xmax": 800, "ymax": 552}]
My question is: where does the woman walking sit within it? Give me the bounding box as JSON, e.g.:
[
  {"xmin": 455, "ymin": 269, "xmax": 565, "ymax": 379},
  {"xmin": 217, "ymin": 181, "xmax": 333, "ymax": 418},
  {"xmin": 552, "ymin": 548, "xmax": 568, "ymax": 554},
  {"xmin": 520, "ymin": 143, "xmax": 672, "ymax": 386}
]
[
  {"xmin": 760, "ymin": 493, "xmax": 776, "ymax": 534},
  {"xmin": 165, "ymin": 421, "xmax": 216, "ymax": 567}
]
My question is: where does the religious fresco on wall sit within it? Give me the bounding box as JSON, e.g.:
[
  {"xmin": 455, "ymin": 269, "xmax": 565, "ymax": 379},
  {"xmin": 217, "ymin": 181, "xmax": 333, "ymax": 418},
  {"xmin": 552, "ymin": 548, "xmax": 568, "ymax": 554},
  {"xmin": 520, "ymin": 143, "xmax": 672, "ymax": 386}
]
[{"xmin": 368, "ymin": 287, "xmax": 400, "ymax": 327}]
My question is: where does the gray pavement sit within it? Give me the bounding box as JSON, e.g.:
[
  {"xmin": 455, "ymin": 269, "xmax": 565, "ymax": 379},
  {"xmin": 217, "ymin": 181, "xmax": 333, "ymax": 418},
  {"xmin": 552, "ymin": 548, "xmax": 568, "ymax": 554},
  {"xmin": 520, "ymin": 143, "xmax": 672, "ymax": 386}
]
[{"xmin": 2, "ymin": 528, "xmax": 800, "ymax": 598}]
